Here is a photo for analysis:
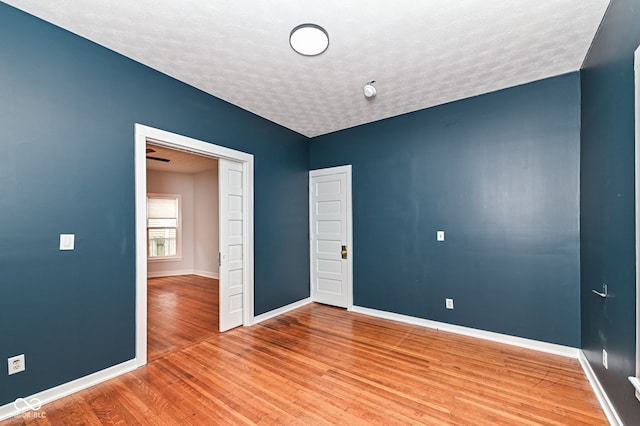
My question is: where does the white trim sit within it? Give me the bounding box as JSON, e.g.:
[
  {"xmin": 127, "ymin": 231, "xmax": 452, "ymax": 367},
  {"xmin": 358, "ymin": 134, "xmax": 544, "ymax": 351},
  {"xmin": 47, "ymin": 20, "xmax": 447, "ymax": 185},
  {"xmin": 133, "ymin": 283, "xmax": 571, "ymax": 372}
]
[
  {"xmin": 135, "ymin": 124, "xmax": 255, "ymax": 369},
  {"xmin": 194, "ymin": 270, "xmax": 220, "ymax": 279},
  {"xmin": 351, "ymin": 306, "xmax": 579, "ymax": 358},
  {"xmin": 145, "ymin": 270, "xmax": 219, "ymax": 279},
  {"xmin": 309, "ymin": 165, "xmax": 353, "ymax": 310},
  {"xmin": 0, "ymin": 360, "xmax": 136, "ymax": 421},
  {"xmin": 579, "ymin": 351, "xmax": 624, "ymax": 426},
  {"xmin": 253, "ymin": 298, "xmax": 312, "ymax": 325},
  {"xmin": 146, "ymin": 269, "xmax": 199, "ymax": 279},
  {"xmin": 135, "ymin": 126, "xmax": 148, "ymax": 367},
  {"xmin": 634, "ymin": 44, "xmax": 640, "ymax": 403},
  {"xmin": 146, "ymin": 256, "xmax": 184, "ymax": 263},
  {"xmin": 352, "ymin": 307, "xmax": 631, "ymax": 417}
]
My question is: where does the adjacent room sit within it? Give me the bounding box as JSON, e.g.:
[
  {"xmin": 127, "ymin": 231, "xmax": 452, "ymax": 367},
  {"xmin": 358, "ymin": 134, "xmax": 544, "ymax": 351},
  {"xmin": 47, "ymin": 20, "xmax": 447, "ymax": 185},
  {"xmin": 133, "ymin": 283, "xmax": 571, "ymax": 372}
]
[
  {"xmin": 1, "ymin": 0, "xmax": 640, "ymax": 424},
  {"xmin": 145, "ymin": 144, "xmax": 220, "ymax": 361}
]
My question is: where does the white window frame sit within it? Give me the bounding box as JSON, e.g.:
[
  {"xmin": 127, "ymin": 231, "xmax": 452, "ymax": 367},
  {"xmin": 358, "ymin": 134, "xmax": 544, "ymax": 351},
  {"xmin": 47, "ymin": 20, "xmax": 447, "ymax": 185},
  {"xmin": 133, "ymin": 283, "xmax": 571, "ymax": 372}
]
[{"xmin": 147, "ymin": 193, "xmax": 182, "ymax": 262}]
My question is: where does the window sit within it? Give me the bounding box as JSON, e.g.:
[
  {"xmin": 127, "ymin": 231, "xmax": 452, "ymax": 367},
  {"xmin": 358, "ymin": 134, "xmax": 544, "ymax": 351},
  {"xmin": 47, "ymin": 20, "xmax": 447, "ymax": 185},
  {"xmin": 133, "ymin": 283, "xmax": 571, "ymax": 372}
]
[{"xmin": 147, "ymin": 194, "xmax": 181, "ymax": 260}]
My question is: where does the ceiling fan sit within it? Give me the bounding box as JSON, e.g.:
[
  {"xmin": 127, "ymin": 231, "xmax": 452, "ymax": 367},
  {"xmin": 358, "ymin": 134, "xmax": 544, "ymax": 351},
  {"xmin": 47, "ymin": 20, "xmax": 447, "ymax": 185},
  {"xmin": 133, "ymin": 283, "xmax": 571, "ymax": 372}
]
[{"xmin": 146, "ymin": 147, "xmax": 170, "ymax": 163}]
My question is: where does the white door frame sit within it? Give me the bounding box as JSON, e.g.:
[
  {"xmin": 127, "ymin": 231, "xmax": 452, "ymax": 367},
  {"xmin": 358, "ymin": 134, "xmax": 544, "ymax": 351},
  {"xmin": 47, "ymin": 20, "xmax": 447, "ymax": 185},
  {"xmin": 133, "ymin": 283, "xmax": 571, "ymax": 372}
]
[
  {"xmin": 309, "ymin": 165, "xmax": 353, "ymax": 310},
  {"xmin": 134, "ymin": 124, "xmax": 254, "ymax": 367},
  {"xmin": 633, "ymin": 45, "xmax": 640, "ymax": 397}
]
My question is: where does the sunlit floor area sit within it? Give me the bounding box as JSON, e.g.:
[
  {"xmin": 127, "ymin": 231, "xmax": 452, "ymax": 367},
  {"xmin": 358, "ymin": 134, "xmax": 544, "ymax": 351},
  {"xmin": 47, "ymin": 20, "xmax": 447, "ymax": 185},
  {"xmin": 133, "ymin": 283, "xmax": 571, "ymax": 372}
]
[
  {"xmin": 147, "ymin": 275, "xmax": 219, "ymax": 361},
  {"xmin": 2, "ymin": 296, "xmax": 606, "ymax": 424}
]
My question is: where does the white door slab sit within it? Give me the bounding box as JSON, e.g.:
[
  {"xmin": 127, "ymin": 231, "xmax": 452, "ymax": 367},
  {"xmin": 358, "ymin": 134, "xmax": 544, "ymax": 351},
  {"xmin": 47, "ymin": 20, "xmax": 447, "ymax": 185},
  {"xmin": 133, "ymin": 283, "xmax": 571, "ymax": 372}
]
[
  {"xmin": 219, "ymin": 159, "xmax": 244, "ymax": 331},
  {"xmin": 310, "ymin": 165, "xmax": 353, "ymax": 308}
]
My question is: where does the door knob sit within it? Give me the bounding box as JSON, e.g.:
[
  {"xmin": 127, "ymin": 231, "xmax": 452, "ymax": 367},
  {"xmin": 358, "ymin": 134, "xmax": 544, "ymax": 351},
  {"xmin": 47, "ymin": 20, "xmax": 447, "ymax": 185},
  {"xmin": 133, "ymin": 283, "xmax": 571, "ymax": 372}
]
[{"xmin": 341, "ymin": 245, "xmax": 348, "ymax": 259}]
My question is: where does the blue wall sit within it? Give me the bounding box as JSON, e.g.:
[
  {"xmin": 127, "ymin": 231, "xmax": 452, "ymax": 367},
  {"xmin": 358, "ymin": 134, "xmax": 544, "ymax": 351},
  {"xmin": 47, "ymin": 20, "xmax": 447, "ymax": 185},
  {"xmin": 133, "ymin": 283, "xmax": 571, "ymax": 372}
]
[
  {"xmin": 581, "ymin": 0, "xmax": 640, "ymax": 423},
  {"xmin": 0, "ymin": 4, "xmax": 309, "ymax": 405},
  {"xmin": 311, "ymin": 73, "xmax": 582, "ymax": 347},
  {"xmin": 6, "ymin": 0, "xmax": 639, "ymax": 419}
]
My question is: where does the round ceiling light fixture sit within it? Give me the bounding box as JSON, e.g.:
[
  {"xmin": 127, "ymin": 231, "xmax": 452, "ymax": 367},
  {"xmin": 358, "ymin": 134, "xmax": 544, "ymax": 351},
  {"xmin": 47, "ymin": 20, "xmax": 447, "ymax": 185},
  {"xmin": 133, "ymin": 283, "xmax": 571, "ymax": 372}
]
[{"xmin": 290, "ymin": 24, "xmax": 329, "ymax": 56}]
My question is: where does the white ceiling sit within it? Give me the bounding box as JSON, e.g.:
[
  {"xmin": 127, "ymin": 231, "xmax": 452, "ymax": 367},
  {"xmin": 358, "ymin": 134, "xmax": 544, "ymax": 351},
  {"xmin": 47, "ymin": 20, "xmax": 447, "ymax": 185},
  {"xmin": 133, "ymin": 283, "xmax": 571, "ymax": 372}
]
[{"xmin": 5, "ymin": 0, "xmax": 609, "ymax": 138}]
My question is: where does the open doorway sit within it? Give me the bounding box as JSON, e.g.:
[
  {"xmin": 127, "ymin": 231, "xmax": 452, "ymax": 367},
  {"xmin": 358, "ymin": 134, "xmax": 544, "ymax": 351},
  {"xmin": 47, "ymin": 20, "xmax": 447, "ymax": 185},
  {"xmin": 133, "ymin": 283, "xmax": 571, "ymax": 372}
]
[
  {"xmin": 134, "ymin": 124, "xmax": 255, "ymax": 367},
  {"xmin": 145, "ymin": 143, "xmax": 220, "ymax": 361}
]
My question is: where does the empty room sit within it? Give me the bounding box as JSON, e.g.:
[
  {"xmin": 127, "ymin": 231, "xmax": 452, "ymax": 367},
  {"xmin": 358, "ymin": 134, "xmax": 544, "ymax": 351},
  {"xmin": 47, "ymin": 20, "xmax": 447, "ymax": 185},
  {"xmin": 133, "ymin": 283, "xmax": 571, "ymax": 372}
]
[{"xmin": 1, "ymin": 1, "xmax": 640, "ymax": 424}]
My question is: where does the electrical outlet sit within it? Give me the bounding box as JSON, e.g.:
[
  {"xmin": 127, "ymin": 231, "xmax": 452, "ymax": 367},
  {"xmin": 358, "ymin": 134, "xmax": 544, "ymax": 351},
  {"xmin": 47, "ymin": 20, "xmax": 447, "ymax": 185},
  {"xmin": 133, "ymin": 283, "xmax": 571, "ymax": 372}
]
[
  {"xmin": 8, "ymin": 354, "xmax": 25, "ymax": 375},
  {"xmin": 602, "ymin": 349, "xmax": 608, "ymax": 369},
  {"xmin": 446, "ymin": 298, "xmax": 454, "ymax": 309}
]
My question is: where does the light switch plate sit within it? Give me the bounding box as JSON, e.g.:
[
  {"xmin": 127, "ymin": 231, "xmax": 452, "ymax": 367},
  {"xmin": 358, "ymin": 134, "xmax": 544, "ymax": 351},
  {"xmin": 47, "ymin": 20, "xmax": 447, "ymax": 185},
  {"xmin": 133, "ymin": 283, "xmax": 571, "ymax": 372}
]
[
  {"xmin": 437, "ymin": 231, "xmax": 445, "ymax": 241},
  {"xmin": 59, "ymin": 234, "xmax": 75, "ymax": 250}
]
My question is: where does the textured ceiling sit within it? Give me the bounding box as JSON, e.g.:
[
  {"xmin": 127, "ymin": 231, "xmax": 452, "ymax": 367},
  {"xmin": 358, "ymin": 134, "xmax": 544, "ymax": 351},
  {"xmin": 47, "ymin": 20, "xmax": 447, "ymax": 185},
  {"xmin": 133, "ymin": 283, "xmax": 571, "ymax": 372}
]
[{"xmin": 4, "ymin": 0, "xmax": 609, "ymax": 137}]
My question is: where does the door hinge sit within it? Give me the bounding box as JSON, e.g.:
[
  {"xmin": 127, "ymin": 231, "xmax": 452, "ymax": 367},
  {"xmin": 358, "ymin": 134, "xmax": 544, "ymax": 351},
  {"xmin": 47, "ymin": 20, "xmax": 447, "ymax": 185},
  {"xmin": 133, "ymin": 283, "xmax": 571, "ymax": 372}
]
[{"xmin": 341, "ymin": 245, "xmax": 348, "ymax": 259}]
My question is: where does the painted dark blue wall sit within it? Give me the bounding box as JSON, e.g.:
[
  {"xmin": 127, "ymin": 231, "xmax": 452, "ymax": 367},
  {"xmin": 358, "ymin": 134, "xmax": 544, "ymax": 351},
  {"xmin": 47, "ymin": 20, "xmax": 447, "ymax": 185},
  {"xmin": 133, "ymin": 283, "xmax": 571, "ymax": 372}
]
[
  {"xmin": 0, "ymin": 4, "xmax": 309, "ymax": 405},
  {"xmin": 581, "ymin": 0, "xmax": 640, "ymax": 423},
  {"xmin": 311, "ymin": 73, "xmax": 581, "ymax": 347}
]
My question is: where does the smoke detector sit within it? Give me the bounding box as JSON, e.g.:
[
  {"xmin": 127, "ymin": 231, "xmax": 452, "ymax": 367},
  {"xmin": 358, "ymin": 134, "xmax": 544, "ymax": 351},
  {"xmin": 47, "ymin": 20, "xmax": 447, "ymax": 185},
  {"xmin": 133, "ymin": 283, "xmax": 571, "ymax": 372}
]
[{"xmin": 363, "ymin": 81, "xmax": 376, "ymax": 98}]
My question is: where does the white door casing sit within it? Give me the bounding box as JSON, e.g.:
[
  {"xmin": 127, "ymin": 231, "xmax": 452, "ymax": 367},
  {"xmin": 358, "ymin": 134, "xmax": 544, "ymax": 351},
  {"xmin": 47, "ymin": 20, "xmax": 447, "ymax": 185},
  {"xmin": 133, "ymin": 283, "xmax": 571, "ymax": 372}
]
[
  {"xmin": 134, "ymin": 124, "xmax": 254, "ymax": 367},
  {"xmin": 310, "ymin": 165, "xmax": 353, "ymax": 309},
  {"xmin": 219, "ymin": 159, "xmax": 244, "ymax": 331},
  {"xmin": 633, "ymin": 45, "xmax": 640, "ymax": 400}
]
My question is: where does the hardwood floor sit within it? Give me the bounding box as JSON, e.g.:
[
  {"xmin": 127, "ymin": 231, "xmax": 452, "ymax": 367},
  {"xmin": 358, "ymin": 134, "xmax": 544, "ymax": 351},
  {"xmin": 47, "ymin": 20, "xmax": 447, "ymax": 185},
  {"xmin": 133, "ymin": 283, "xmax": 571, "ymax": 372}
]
[
  {"xmin": 3, "ymin": 290, "xmax": 607, "ymax": 425},
  {"xmin": 147, "ymin": 275, "xmax": 219, "ymax": 361}
]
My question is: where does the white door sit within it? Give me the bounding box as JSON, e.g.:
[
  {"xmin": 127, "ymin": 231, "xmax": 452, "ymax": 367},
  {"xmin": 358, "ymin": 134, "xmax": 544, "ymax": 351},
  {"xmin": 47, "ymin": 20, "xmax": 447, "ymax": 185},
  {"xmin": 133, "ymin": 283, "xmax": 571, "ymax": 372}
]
[
  {"xmin": 310, "ymin": 165, "xmax": 353, "ymax": 308},
  {"xmin": 219, "ymin": 159, "xmax": 244, "ymax": 331}
]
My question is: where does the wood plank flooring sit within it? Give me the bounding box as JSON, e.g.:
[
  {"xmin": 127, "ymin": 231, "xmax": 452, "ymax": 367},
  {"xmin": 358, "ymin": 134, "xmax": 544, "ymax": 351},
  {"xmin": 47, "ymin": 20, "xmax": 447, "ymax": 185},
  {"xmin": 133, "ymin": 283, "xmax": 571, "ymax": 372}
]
[
  {"xmin": 3, "ymin": 276, "xmax": 607, "ymax": 425},
  {"xmin": 147, "ymin": 275, "xmax": 219, "ymax": 361}
]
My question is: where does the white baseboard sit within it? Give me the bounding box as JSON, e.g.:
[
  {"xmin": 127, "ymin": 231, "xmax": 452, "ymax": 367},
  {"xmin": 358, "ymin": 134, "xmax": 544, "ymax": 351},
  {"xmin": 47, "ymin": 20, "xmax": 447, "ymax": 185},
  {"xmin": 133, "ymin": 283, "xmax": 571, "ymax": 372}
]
[
  {"xmin": 253, "ymin": 298, "xmax": 312, "ymax": 325},
  {"xmin": 578, "ymin": 351, "xmax": 623, "ymax": 426},
  {"xmin": 147, "ymin": 269, "xmax": 195, "ymax": 278},
  {"xmin": 0, "ymin": 308, "xmax": 619, "ymax": 424},
  {"xmin": 147, "ymin": 270, "xmax": 219, "ymax": 279},
  {"xmin": 352, "ymin": 306, "xmax": 621, "ymax": 423},
  {"xmin": 351, "ymin": 306, "xmax": 580, "ymax": 358},
  {"xmin": 0, "ymin": 359, "xmax": 137, "ymax": 421},
  {"xmin": 194, "ymin": 270, "xmax": 219, "ymax": 279}
]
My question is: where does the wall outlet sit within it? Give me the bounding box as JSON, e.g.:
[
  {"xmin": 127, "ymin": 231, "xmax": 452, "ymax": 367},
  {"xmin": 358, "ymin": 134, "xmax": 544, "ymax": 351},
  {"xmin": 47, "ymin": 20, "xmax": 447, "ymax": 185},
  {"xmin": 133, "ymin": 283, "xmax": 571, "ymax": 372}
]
[
  {"xmin": 446, "ymin": 298, "xmax": 454, "ymax": 309},
  {"xmin": 8, "ymin": 354, "xmax": 25, "ymax": 375},
  {"xmin": 602, "ymin": 349, "xmax": 608, "ymax": 369}
]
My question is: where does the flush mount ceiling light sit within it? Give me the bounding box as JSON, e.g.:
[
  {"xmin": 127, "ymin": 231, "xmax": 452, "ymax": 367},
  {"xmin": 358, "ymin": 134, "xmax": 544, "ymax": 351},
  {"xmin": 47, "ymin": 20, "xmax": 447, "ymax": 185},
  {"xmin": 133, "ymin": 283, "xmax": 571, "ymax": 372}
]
[{"xmin": 290, "ymin": 24, "xmax": 329, "ymax": 56}]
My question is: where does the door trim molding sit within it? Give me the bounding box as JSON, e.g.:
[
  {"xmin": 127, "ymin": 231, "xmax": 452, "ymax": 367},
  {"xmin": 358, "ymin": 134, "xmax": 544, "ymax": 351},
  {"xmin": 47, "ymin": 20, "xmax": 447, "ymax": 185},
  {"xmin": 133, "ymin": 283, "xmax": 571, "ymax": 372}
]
[
  {"xmin": 134, "ymin": 124, "xmax": 254, "ymax": 367},
  {"xmin": 309, "ymin": 165, "xmax": 353, "ymax": 310},
  {"xmin": 634, "ymin": 44, "xmax": 640, "ymax": 400}
]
